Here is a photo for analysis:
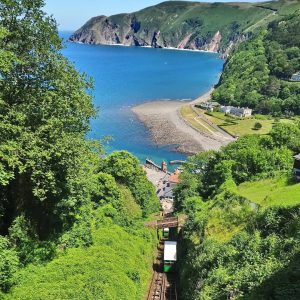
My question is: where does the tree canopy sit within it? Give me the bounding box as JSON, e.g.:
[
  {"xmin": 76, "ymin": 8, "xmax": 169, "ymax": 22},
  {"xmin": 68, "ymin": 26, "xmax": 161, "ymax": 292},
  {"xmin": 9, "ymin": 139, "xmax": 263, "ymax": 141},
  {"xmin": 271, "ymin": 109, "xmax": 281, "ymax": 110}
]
[{"xmin": 213, "ymin": 12, "xmax": 300, "ymax": 116}]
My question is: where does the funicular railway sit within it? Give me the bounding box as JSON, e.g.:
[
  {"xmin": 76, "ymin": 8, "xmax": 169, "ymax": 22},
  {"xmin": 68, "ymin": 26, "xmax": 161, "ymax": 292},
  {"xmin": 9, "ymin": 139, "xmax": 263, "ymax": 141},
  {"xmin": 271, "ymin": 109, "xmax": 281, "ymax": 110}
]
[{"xmin": 146, "ymin": 216, "xmax": 179, "ymax": 300}]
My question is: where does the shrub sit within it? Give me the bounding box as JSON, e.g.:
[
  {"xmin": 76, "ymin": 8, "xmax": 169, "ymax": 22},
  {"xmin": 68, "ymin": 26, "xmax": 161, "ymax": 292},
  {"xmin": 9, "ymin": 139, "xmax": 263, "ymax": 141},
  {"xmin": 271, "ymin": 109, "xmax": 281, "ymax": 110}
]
[{"xmin": 0, "ymin": 236, "xmax": 19, "ymax": 292}]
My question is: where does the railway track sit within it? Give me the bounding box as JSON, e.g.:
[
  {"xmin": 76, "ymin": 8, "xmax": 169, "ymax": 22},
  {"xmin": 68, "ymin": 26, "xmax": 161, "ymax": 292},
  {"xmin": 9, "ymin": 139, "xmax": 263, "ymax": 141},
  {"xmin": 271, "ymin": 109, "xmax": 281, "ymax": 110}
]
[{"xmin": 147, "ymin": 240, "xmax": 178, "ymax": 300}]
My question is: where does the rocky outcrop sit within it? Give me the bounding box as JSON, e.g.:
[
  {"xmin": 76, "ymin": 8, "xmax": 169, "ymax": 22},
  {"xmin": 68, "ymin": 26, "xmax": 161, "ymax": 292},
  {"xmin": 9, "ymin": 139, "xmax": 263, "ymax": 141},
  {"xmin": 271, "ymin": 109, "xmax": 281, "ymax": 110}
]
[
  {"xmin": 203, "ymin": 31, "xmax": 222, "ymax": 52},
  {"xmin": 70, "ymin": 16, "xmax": 226, "ymax": 53}
]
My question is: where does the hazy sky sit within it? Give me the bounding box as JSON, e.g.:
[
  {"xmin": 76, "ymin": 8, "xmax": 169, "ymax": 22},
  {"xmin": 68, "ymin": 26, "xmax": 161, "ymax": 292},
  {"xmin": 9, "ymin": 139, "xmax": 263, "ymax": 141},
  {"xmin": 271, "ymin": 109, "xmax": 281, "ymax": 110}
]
[{"xmin": 44, "ymin": 0, "xmax": 264, "ymax": 31}]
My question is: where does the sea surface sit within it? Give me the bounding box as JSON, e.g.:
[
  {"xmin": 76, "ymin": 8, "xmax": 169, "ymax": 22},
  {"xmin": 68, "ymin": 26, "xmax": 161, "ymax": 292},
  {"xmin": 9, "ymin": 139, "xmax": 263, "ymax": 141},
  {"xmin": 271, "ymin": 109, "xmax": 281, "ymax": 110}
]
[{"xmin": 60, "ymin": 32, "xmax": 224, "ymax": 166}]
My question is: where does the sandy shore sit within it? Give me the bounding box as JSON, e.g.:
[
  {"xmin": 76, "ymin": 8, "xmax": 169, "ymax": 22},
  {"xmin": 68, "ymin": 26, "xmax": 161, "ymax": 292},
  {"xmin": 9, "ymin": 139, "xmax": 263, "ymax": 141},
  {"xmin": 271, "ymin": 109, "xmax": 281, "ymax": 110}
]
[{"xmin": 132, "ymin": 88, "xmax": 234, "ymax": 154}]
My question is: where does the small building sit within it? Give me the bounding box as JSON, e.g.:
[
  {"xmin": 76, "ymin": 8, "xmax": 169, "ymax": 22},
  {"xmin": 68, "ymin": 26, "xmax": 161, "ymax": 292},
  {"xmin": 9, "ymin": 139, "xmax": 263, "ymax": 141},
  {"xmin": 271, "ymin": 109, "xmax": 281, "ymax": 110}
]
[
  {"xmin": 197, "ymin": 101, "xmax": 220, "ymax": 112},
  {"xmin": 169, "ymin": 169, "xmax": 181, "ymax": 185},
  {"xmin": 220, "ymin": 105, "xmax": 232, "ymax": 114},
  {"xmin": 293, "ymin": 154, "xmax": 300, "ymax": 180},
  {"xmin": 291, "ymin": 71, "xmax": 300, "ymax": 82},
  {"xmin": 220, "ymin": 105, "xmax": 252, "ymax": 118},
  {"xmin": 161, "ymin": 161, "xmax": 168, "ymax": 172},
  {"xmin": 163, "ymin": 186, "xmax": 174, "ymax": 200},
  {"xmin": 164, "ymin": 241, "xmax": 177, "ymax": 272}
]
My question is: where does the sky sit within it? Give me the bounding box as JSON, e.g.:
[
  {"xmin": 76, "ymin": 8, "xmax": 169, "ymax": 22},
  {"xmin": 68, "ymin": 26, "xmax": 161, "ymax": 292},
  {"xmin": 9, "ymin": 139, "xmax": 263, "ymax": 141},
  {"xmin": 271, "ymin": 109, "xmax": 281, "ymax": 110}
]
[{"xmin": 44, "ymin": 0, "xmax": 264, "ymax": 31}]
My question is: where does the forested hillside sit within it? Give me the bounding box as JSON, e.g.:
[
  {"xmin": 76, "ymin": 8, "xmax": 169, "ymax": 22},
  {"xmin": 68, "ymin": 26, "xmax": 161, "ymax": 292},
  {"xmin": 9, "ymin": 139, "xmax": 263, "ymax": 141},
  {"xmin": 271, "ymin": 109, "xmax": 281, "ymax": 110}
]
[
  {"xmin": 0, "ymin": 1, "xmax": 159, "ymax": 298},
  {"xmin": 213, "ymin": 12, "xmax": 300, "ymax": 116},
  {"xmin": 70, "ymin": 0, "xmax": 300, "ymax": 54},
  {"xmin": 175, "ymin": 123, "xmax": 300, "ymax": 299}
]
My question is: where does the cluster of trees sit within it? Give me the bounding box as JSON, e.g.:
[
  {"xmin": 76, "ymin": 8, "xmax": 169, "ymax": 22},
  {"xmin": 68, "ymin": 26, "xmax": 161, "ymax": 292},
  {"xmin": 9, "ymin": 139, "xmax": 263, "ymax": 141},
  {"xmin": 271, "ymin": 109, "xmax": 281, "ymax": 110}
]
[
  {"xmin": 176, "ymin": 123, "xmax": 300, "ymax": 207},
  {"xmin": 0, "ymin": 0, "xmax": 159, "ymax": 298},
  {"xmin": 213, "ymin": 12, "xmax": 300, "ymax": 116},
  {"xmin": 175, "ymin": 123, "xmax": 300, "ymax": 299},
  {"xmin": 179, "ymin": 200, "xmax": 300, "ymax": 300}
]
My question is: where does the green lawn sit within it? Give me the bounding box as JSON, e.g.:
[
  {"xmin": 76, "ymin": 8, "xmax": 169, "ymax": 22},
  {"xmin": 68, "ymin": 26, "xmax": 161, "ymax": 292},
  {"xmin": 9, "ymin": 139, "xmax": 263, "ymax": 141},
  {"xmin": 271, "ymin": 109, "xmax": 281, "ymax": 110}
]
[
  {"xmin": 237, "ymin": 177, "xmax": 300, "ymax": 208},
  {"xmin": 221, "ymin": 118, "xmax": 274, "ymax": 137},
  {"xmin": 181, "ymin": 105, "xmax": 216, "ymax": 134},
  {"xmin": 203, "ymin": 110, "xmax": 296, "ymax": 137}
]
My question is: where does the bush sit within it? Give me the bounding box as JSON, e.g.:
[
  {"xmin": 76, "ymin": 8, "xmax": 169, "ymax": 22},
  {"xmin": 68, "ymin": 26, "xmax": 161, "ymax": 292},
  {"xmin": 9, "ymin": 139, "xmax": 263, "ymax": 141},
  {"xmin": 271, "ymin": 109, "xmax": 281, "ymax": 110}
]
[
  {"xmin": 253, "ymin": 122, "xmax": 262, "ymax": 130},
  {"xmin": 102, "ymin": 151, "xmax": 160, "ymax": 216},
  {"xmin": 0, "ymin": 236, "xmax": 19, "ymax": 292}
]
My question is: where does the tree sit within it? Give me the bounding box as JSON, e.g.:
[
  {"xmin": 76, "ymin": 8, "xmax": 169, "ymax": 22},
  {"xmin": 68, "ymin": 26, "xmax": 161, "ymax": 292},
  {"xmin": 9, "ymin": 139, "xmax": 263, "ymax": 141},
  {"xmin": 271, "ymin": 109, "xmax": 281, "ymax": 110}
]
[
  {"xmin": 102, "ymin": 151, "xmax": 159, "ymax": 216},
  {"xmin": 270, "ymin": 123, "xmax": 300, "ymax": 153},
  {"xmin": 254, "ymin": 122, "xmax": 262, "ymax": 130},
  {"xmin": 0, "ymin": 0, "xmax": 99, "ymax": 239}
]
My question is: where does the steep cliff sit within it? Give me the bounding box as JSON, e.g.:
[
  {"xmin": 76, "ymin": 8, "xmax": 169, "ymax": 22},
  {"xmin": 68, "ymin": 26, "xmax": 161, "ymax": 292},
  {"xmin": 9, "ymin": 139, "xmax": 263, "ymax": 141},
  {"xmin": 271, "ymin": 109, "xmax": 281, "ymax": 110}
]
[{"xmin": 70, "ymin": 1, "xmax": 300, "ymax": 55}]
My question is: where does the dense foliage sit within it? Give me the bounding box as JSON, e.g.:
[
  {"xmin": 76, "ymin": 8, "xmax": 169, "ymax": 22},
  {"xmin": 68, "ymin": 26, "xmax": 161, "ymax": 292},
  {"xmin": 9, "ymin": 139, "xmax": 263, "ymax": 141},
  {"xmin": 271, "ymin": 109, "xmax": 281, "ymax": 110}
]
[
  {"xmin": 175, "ymin": 123, "xmax": 300, "ymax": 299},
  {"xmin": 176, "ymin": 123, "xmax": 299, "ymax": 208},
  {"xmin": 101, "ymin": 151, "xmax": 160, "ymax": 216},
  {"xmin": 3, "ymin": 195, "xmax": 157, "ymax": 300},
  {"xmin": 0, "ymin": 0, "xmax": 159, "ymax": 297},
  {"xmin": 180, "ymin": 200, "xmax": 300, "ymax": 300},
  {"xmin": 213, "ymin": 12, "xmax": 300, "ymax": 116}
]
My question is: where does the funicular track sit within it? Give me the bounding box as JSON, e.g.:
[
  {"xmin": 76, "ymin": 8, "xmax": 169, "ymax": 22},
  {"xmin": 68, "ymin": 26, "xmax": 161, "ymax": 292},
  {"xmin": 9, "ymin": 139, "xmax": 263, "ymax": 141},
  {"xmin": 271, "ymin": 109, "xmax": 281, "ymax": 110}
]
[{"xmin": 147, "ymin": 240, "xmax": 178, "ymax": 300}]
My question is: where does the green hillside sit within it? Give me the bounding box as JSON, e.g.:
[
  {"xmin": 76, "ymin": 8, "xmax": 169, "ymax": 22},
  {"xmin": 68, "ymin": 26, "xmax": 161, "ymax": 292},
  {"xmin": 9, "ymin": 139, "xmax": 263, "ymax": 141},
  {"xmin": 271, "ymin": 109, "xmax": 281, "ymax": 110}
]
[
  {"xmin": 213, "ymin": 11, "xmax": 300, "ymax": 115},
  {"xmin": 175, "ymin": 123, "xmax": 300, "ymax": 299},
  {"xmin": 237, "ymin": 176, "xmax": 300, "ymax": 208},
  {"xmin": 70, "ymin": 0, "xmax": 300, "ymax": 53}
]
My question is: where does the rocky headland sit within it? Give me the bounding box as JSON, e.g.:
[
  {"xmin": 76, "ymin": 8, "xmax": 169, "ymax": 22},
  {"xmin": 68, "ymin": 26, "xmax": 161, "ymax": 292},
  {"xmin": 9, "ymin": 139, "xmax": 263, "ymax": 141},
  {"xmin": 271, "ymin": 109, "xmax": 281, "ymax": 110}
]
[{"xmin": 69, "ymin": 1, "xmax": 278, "ymax": 56}]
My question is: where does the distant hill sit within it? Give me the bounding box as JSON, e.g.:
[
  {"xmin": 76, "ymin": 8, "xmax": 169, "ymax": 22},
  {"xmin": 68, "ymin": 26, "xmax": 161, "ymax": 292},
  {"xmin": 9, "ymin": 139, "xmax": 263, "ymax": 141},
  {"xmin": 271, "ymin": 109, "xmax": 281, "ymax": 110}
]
[
  {"xmin": 70, "ymin": 0, "xmax": 300, "ymax": 55},
  {"xmin": 213, "ymin": 11, "xmax": 300, "ymax": 116}
]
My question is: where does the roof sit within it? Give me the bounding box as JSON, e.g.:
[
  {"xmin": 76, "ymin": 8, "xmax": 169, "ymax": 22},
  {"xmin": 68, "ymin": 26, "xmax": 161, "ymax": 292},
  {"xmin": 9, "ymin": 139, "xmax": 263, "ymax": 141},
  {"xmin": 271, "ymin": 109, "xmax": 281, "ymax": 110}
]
[
  {"xmin": 164, "ymin": 241, "xmax": 177, "ymax": 261},
  {"xmin": 169, "ymin": 169, "xmax": 180, "ymax": 184},
  {"xmin": 294, "ymin": 154, "xmax": 300, "ymax": 161},
  {"xmin": 164, "ymin": 187, "xmax": 174, "ymax": 198},
  {"xmin": 291, "ymin": 72, "xmax": 300, "ymax": 81}
]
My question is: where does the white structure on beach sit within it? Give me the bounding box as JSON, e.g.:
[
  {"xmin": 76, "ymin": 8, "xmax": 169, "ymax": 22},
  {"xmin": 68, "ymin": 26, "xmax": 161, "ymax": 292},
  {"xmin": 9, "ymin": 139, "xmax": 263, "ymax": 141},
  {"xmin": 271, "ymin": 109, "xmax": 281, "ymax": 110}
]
[{"xmin": 220, "ymin": 106, "xmax": 252, "ymax": 118}]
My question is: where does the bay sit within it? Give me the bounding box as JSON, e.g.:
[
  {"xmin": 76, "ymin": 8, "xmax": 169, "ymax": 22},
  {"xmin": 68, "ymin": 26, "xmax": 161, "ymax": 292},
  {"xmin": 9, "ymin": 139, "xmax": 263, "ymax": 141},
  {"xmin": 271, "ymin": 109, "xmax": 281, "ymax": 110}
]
[{"xmin": 60, "ymin": 32, "xmax": 224, "ymax": 166}]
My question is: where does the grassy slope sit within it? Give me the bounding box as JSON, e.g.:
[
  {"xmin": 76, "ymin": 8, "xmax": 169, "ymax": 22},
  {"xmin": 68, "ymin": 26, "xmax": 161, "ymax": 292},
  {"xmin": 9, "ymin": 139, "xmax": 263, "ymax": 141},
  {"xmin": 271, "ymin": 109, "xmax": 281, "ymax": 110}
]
[
  {"xmin": 180, "ymin": 106, "xmax": 216, "ymax": 134},
  {"xmin": 3, "ymin": 186, "xmax": 157, "ymax": 300},
  {"xmin": 4, "ymin": 225, "xmax": 156, "ymax": 300},
  {"xmin": 237, "ymin": 176, "xmax": 300, "ymax": 208},
  {"xmin": 202, "ymin": 110, "xmax": 295, "ymax": 137},
  {"xmin": 203, "ymin": 175, "xmax": 300, "ymax": 245},
  {"xmin": 76, "ymin": 1, "xmax": 300, "ymax": 50},
  {"xmin": 136, "ymin": 2, "xmax": 273, "ymax": 48}
]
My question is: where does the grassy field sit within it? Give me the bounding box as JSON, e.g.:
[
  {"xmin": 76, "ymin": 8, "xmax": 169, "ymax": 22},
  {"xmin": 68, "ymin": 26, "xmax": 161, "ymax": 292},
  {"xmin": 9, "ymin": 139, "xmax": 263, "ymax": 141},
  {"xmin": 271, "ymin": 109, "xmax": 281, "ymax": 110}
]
[
  {"xmin": 202, "ymin": 110, "xmax": 295, "ymax": 137},
  {"xmin": 221, "ymin": 118, "xmax": 274, "ymax": 137},
  {"xmin": 180, "ymin": 105, "xmax": 217, "ymax": 134},
  {"xmin": 237, "ymin": 177, "xmax": 300, "ymax": 208}
]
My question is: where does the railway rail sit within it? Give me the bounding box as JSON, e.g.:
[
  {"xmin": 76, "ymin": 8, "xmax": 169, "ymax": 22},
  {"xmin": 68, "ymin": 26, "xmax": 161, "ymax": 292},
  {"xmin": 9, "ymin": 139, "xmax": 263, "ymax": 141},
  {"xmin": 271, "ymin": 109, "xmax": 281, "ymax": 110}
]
[
  {"xmin": 145, "ymin": 217, "xmax": 179, "ymax": 229},
  {"xmin": 146, "ymin": 240, "xmax": 178, "ymax": 300}
]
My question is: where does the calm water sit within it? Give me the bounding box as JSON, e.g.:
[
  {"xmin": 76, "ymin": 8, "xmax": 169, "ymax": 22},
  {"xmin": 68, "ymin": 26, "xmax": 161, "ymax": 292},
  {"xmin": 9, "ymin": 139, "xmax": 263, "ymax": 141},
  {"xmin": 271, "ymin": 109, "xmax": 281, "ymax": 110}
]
[{"xmin": 60, "ymin": 32, "xmax": 224, "ymax": 165}]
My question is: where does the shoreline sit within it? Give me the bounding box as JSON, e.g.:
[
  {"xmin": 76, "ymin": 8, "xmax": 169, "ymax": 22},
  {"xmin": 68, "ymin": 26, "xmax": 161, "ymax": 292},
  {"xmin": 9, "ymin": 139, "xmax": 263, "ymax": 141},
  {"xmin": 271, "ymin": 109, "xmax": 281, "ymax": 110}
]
[
  {"xmin": 69, "ymin": 40, "xmax": 219, "ymax": 54},
  {"xmin": 132, "ymin": 88, "xmax": 234, "ymax": 155}
]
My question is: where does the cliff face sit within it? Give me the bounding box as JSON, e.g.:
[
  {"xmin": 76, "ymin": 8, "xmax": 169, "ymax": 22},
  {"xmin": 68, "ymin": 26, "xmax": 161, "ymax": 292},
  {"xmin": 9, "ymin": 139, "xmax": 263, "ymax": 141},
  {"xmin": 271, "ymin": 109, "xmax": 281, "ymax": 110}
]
[{"xmin": 70, "ymin": 1, "xmax": 291, "ymax": 55}]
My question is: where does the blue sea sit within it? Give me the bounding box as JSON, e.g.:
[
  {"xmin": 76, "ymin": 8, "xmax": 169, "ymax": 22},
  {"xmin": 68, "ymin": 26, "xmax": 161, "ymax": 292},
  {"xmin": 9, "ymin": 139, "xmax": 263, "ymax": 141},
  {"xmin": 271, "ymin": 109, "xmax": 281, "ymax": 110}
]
[{"xmin": 60, "ymin": 32, "xmax": 224, "ymax": 166}]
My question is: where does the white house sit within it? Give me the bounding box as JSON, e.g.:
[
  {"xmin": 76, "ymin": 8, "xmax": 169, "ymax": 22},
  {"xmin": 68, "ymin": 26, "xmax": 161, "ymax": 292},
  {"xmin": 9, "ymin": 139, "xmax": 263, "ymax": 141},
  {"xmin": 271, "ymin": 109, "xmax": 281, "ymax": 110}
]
[
  {"xmin": 291, "ymin": 71, "xmax": 300, "ymax": 82},
  {"xmin": 220, "ymin": 105, "xmax": 232, "ymax": 114},
  {"xmin": 294, "ymin": 154, "xmax": 300, "ymax": 181},
  {"xmin": 220, "ymin": 106, "xmax": 252, "ymax": 118}
]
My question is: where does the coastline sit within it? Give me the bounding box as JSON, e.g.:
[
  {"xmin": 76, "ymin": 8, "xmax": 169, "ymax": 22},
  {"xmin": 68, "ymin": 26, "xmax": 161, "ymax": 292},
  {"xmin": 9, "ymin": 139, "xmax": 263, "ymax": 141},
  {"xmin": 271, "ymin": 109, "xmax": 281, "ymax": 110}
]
[
  {"xmin": 69, "ymin": 40, "xmax": 219, "ymax": 54},
  {"xmin": 132, "ymin": 88, "xmax": 234, "ymax": 155}
]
